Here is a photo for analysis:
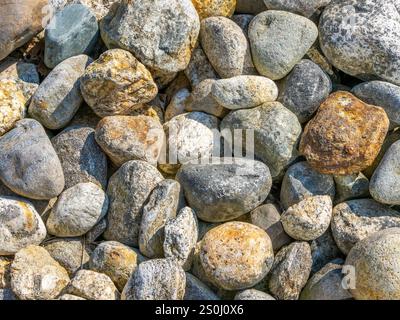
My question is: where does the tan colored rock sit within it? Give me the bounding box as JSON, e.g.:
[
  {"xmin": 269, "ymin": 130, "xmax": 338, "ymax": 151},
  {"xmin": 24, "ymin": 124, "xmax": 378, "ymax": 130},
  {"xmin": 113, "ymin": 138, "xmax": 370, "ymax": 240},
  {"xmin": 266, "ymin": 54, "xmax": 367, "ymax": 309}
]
[
  {"xmin": 300, "ymin": 91, "xmax": 389, "ymax": 175},
  {"xmin": 10, "ymin": 245, "xmax": 70, "ymax": 300},
  {"xmin": 0, "ymin": 79, "xmax": 27, "ymax": 136},
  {"xmin": 0, "ymin": 0, "xmax": 47, "ymax": 61},
  {"xmin": 191, "ymin": 0, "xmax": 236, "ymax": 20},
  {"xmin": 0, "ymin": 258, "xmax": 11, "ymax": 289},
  {"xmin": 95, "ymin": 115, "xmax": 165, "ymax": 167},
  {"xmin": 200, "ymin": 222, "xmax": 274, "ymax": 290},
  {"xmin": 80, "ymin": 49, "xmax": 158, "ymax": 117}
]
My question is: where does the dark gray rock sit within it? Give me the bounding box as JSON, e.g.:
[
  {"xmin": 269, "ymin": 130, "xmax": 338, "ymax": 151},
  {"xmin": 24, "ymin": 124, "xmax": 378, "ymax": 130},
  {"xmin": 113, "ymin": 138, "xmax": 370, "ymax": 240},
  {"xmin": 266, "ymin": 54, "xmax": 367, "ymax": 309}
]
[
  {"xmin": 235, "ymin": 0, "xmax": 266, "ymax": 15},
  {"xmin": 45, "ymin": 4, "xmax": 99, "ymax": 68},
  {"xmin": 177, "ymin": 158, "xmax": 272, "ymax": 222},
  {"xmin": 184, "ymin": 273, "xmax": 219, "ymax": 300},
  {"xmin": 0, "ymin": 288, "xmax": 16, "ymax": 300},
  {"xmin": 334, "ymin": 173, "xmax": 370, "ymax": 204},
  {"xmin": 278, "ymin": 59, "xmax": 332, "ymax": 123},
  {"xmin": 0, "ymin": 119, "xmax": 65, "ymax": 200},
  {"xmin": 52, "ymin": 125, "xmax": 108, "ymax": 190}
]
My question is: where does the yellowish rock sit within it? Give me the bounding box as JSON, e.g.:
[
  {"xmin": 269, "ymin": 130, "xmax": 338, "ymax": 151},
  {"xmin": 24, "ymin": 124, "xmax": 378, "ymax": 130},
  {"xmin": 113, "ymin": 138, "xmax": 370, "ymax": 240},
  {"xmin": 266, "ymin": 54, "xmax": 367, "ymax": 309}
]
[{"xmin": 192, "ymin": 0, "xmax": 237, "ymax": 20}]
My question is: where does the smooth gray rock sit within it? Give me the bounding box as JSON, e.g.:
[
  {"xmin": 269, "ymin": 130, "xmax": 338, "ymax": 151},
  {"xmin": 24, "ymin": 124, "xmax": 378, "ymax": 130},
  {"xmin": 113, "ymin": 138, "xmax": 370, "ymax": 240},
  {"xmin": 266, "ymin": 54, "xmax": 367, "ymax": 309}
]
[
  {"xmin": 249, "ymin": 11, "xmax": 318, "ymax": 80},
  {"xmin": 104, "ymin": 161, "xmax": 164, "ymax": 247},
  {"xmin": 139, "ymin": 180, "xmax": 181, "ymax": 258},
  {"xmin": 29, "ymin": 55, "xmax": 92, "ymax": 130},
  {"xmin": 176, "ymin": 158, "xmax": 272, "ymax": 222},
  {"xmin": 52, "ymin": 125, "xmax": 108, "ymax": 190},
  {"xmin": 46, "ymin": 182, "xmax": 109, "ymax": 237},
  {"xmin": 331, "ymin": 199, "xmax": 400, "ymax": 255},
  {"xmin": 352, "ymin": 81, "xmax": 400, "ymax": 128},
  {"xmin": 221, "ymin": 102, "xmax": 302, "ymax": 178},
  {"xmin": 334, "ymin": 173, "xmax": 370, "ymax": 204},
  {"xmin": 184, "ymin": 273, "xmax": 219, "ymax": 300},
  {"xmin": 235, "ymin": 289, "xmax": 275, "ymax": 300},
  {"xmin": 200, "ymin": 17, "xmax": 248, "ymax": 78},
  {"xmin": 319, "ymin": 0, "xmax": 400, "ymax": 86},
  {"xmin": 100, "ymin": 0, "xmax": 200, "ymax": 73},
  {"xmin": 370, "ymin": 140, "xmax": 400, "ymax": 205},
  {"xmin": 263, "ymin": 0, "xmax": 331, "ymax": 17},
  {"xmin": 280, "ymin": 161, "xmax": 336, "ymax": 210},
  {"xmin": 164, "ymin": 207, "xmax": 198, "ymax": 270},
  {"xmin": 0, "ymin": 196, "xmax": 46, "ymax": 256},
  {"xmin": 268, "ymin": 242, "xmax": 312, "ymax": 300},
  {"xmin": 300, "ymin": 260, "xmax": 352, "ymax": 300},
  {"xmin": 45, "ymin": 4, "xmax": 99, "ymax": 68},
  {"xmin": 278, "ymin": 59, "xmax": 332, "ymax": 123},
  {"xmin": 122, "ymin": 258, "xmax": 186, "ymax": 300},
  {"xmin": 0, "ymin": 119, "xmax": 65, "ymax": 200}
]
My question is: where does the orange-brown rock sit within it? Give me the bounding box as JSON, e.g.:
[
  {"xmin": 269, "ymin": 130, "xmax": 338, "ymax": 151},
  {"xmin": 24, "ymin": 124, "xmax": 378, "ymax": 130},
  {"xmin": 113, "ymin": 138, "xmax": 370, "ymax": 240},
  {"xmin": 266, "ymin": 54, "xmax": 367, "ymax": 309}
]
[
  {"xmin": 0, "ymin": 0, "xmax": 48, "ymax": 61},
  {"xmin": 192, "ymin": 0, "xmax": 236, "ymax": 20},
  {"xmin": 299, "ymin": 91, "xmax": 389, "ymax": 175}
]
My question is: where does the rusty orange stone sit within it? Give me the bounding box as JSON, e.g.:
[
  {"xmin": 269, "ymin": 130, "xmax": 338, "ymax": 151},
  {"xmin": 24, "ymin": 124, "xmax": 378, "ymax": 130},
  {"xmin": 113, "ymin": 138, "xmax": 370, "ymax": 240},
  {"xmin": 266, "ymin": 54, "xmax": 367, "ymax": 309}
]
[
  {"xmin": 191, "ymin": 0, "xmax": 236, "ymax": 20},
  {"xmin": 299, "ymin": 91, "xmax": 389, "ymax": 175}
]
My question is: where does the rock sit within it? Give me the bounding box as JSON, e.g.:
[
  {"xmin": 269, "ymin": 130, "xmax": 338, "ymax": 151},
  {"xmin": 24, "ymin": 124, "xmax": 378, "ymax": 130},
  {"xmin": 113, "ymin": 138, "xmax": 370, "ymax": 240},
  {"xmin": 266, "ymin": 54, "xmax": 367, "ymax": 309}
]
[
  {"xmin": 280, "ymin": 161, "xmax": 335, "ymax": 210},
  {"xmin": 80, "ymin": 49, "xmax": 158, "ymax": 117},
  {"xmin": 177, "ymin": 158, "xmax": 272, "ymax": 222},
  {"xmin": 263, "ymin": 0, "xmax": 331, "ymax": 17},
  {"xmin": 370, "ymin": 140, "xmax": 400, "ymax": 205},
  {"xmin": 43, "ymin": 238, "xmax": 90, "ymax": 277},
  {"xmin": 184, "ymin": 46, "xmax": 218, "ymax": 87},
  {"xmin": 235, "ymin": 289, "xmax": 275, "ymax": 300},
  {"xmin": 334, "ymin": 173, "xmax": 369, "ymax": 203},
  {"xmin": 331, "ymin": 199, "xmax": 400, "ymax": 255},
  {"xmin": 221, "ymin": 102, "xmax": 302, "ymax": 178},
  {"xmin": 249, "ymin": 11, "xmax": 318, "ymax": 80},
  {"xmin": 86, "ymin": 218, "xmax": 107, "ymax": 243},
  {"xmin": 104, "ymin": 160, "xmax": 164, "ymax": 246},
  {"xmin": 0, "ymin": 0, "xmax": 47, "ymax": 61},
  {"xmin": 281, "ymin": 196, "xmax": 332, "ymax": 241},
  {"xmin": 268, "ymin": 242, "xmax": 312, "ymax": 300},
  {"xmin": 310, "ymin": 230, "xmax": 343, "ymax": 274},
  {"xmin": 46, "ymin": 182, "xmax": 108, "ymax": 237},
  {"xmin": 139, "ymin": 180, "xmax": 181, "ymax": 258},
  {"xmin": 0, "ymin": 79, "xmax": 28, "ymax": 136},
  {"xmin": 0, "ymin": 197, "xmax": 44, "ymax": 257},
  {"xmin": 211, "ymin": 75, "xmax": 278, "ymax": 110},
  {"xmin": 345, "ymin": 228, "xmax": 400, "ymax": 300},
  {"xmin": 191, "ymin": 0, "xmax": 236, "ymax": 19},
  {"xmin": 278, "ymin": 60, "xmax": 332, "ymax": 123},
  {"xmin": 352, "ymin": 81, "xmax": 400, "ymax": 128},
  {"xmin": 164, "ymin": 207, "xmax": 198, "ymax": 270},
  {"xmin": 236, "ymin": 0, "xmax": 266, "ymax": 14},
  {"xmin": 319, "ymin": 0, "xmax": 400, "ymax": 86},
  {"xmin": 52, "ymin": 125, "xmax": 108, "ymax": 190},
  {"xmin": 58, "ymin": 294, "xmax": 86, "ymax": 300},
  {"xmin": 95, "ymin": 115, "xmax": 164, "ymax": 167},
  {"xmin": 29, "ymin": 55, "xmax": 92, "ymax": 130},
  {"xmin": 300, "ymin": 260, "xmax": 352, "ymax": 300},
  {"xmin": 51, "ymin": 0, "xmax": 113, "ymax": 20},
  {"xmin": 0, "ymin": 289, "xmax": 16, "ymax": 300},
  {"xmin": 10, "ymin": 245, "xmax": 70, "ymax": 300},
  {"xmin": 66, "ymin": 269, "xmax": 119, "ymax": 300},
  {"xmin": 45, "ymin": 4, "xmax": 99, "ymax": 68},
  {"xmin": 68, "ymin": 103, "xmax": 102, "ymax": 129},
  {"xmin": 0, "ymin": 257, "xmax": 11, "ymax": 288},
  {"xmin": 0, "ymin": 119, "xmax": 65, "ymax": 200},
  {"xmin": 129, "ymin": 104, "xmax": 165, "ymax": 124},
  {"xmin": 122, "ymin": 258, "xmax": 186, "ymax": 300},
  {"xmin": 249, "ymin": 204, "xmax": 280, "ymax": 231},
  {"xmin": 200, "ymin": 17, "xmax": 248, "ymax": 78},
  {"xmin": 89, "ymin": 241, "xmax": 138, "ymax": 292},
  {"xmin": 184, "ymin": 273, "xmax": 220, "ymax": 300},
  {"xmin": 299, "ymin": 91, "xmax": 389, "ymax": 175},
  {"xmin": 186, "ymin": 79, "xmax": 227, "ymax": 117},
  {"xmin": 100, "ymin": 0, "xmax": 200, "ymax": 74},
  {"xmin": 165, "ymin": 89, "xmax": 191, "ymax": 122},
  {"xmin": 200, "ymin": 222, "xmax": 274, "ymax": 290},
  {"xmin": 161, "ymin": 112, "xmax": 220, "ymax": 168}
]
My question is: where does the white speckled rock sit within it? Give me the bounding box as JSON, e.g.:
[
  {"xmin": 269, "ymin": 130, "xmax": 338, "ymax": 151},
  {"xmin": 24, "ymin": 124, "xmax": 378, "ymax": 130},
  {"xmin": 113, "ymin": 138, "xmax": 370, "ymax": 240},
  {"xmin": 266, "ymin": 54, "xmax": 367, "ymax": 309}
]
[
  {"xmin": 164, "ymin": 207, "xmax": 198, "ymax": 270},
  {"xmin": 281, "ymin": 196, "xmax": 332, "ymax": 241},
  {"xmin": 235, "ymin": 289, "xmax": 275, "ymax": 300},
  {"xmin": 58, "ymin": 294, "xmax": 86, "ymax": 300},
  {"xmin": 184, "ymin": 46, "xmax": 218, "ymax": 87},
  {"xmin": 10, "ymin": 245, "xmax": 70, "ymax": 300},
  {"xmin": 263, "ymin": 0, "xmax": 331, "ymax": 17},
  {"xmin": 100, "ymin": 0, "xmax": 200, "ymax": 73},
  {"xmin": 165, "ymin": 89, "xmax": 191, "ymax": 122},
  {"xmin": 66, "ymin": 269, "xmax": 120, "ymax": 300},
  {"xmin": 0, "ymin": 197, "xmax": 46, "ymax": 256},
  {"xmin": 122, "ymin": 258, "xmax": 186, "ymax": 300},
  {"xmin": 46, "ymin": 182, "xmax": 109, "ymax": 237},
  {"xmin": 249, "ymin": 11, "xmax": 318, "ymax": 80}
]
